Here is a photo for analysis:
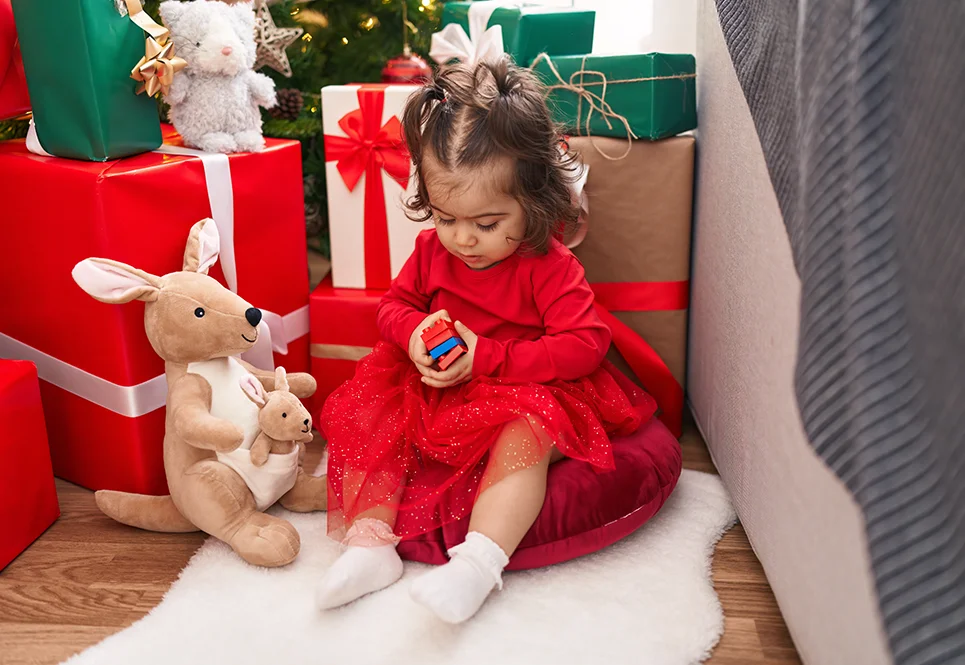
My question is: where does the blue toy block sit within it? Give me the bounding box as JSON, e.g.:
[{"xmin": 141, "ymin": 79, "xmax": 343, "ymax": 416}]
[{"xmin": 429, "ymin": 336, "xmax": 461, "ymax": 359}]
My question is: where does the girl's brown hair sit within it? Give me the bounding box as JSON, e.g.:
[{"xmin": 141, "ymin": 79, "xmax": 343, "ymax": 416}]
[{"xmin": 401, "ymin": 58, "xmax": 580, "ymax": 255}]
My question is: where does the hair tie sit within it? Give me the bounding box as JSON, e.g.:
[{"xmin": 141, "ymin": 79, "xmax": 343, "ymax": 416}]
[{"xmin": 428, "ymin": 85, "xmax": 446, "ymax": 102}]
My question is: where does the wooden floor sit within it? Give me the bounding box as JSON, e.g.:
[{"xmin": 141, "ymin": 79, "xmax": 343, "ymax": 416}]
[{"xmin": 0, "ymin": 416, "xmax": 802, "ymax": 665}]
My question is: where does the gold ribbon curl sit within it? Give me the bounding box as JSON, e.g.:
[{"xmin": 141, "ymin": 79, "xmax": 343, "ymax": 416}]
[{"xmin": 125, "ymin": 0, "xmax": 187, "ymax": 98}]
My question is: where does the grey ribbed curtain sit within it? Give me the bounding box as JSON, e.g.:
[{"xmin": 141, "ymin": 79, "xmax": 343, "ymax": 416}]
[{"xmin": 714, "ymin": 1, "xmax": 965, "ymax": 663}]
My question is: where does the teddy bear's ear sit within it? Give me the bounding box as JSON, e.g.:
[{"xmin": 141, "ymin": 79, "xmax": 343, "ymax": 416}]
[
  {"xmin": 231, "ymin": 1, "xmax": 255, "ymax": 28},
  {"xmin": 159, "ymin": 0, "xmax": 186, "ymax": 29}
]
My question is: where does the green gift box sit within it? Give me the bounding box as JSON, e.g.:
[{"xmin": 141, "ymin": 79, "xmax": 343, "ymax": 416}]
[
  {"xmin": 440, "ymin": 2, "xmax": 595, "ymax": 67},
  {"xmin": 532, "ymin": 53, "xmax": 697, "ymax": 141},
  {"xmin": 12, "ymin": 0, "xmax": 162, "ymax": 161}
]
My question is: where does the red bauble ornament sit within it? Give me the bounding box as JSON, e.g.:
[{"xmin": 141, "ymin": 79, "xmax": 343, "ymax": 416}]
[{"xmin": 382, "ymin": 47, "xmax": 432, "ymax": 84}]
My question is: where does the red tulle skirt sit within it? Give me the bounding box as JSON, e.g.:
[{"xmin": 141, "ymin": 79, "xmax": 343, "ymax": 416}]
[{"xmin": 320, "ymin": 341, "xmax": 658, "ymax": 541}]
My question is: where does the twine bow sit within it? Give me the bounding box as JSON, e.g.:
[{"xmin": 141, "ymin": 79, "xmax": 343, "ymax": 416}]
[
  {"xmin": 531, "ymin": 53, "xmax": 697, "ymax": 161},
  {"xmin": 125, "ymin": 0, "xmax": 186, "ymax": 98}
]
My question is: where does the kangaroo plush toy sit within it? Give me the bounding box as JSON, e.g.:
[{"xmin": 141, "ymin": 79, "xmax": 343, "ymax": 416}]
[{"xmin": 71, "ymin": 219, "xmax": 327, "ymax": 568}]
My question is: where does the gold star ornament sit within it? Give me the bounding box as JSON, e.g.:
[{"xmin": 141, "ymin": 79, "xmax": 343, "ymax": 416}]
[{"xmin": 253, "ymin": 0, "xmax": 304, "ymax": 78}]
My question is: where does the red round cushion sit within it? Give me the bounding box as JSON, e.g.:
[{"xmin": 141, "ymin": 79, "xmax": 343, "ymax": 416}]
[{"xmin": 397, "ymin": 416, "xmax": 683, "ymax": 570}]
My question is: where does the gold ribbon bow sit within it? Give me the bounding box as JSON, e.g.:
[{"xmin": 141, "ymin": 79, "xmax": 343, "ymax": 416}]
[{"xmin": 125, "ymin": 0, "xmax": 187, "ymax": 98}]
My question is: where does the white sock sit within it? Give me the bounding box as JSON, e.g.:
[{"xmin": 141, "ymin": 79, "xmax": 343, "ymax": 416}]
[
  {"xmin": 316, "ymin": 519, "xmax": 404, "ymax": 610},
  {"xmin": 315, "ymin": 544, "xmax": 403, "ymax": 610},
  {"xmin": 409, "ymin": 531, "xmax": 509, "ymax": 623}
]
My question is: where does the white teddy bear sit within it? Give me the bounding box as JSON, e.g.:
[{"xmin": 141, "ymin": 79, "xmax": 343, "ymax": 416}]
[{"xmin": 159, "ymin": 0, "xmax": 276, "ymax": 153}]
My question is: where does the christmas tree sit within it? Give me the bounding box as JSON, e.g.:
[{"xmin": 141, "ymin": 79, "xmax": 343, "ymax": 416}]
[
  {"xmin": 256, "ymin": 0, "xmax": 440, "ymax": 257},
  {"xmin": 1, "ymin": 0, "xmax": 441, "ymax": 258}
]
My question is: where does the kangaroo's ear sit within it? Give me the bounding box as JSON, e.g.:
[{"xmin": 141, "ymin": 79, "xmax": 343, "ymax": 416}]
[
  {"xmin": 183, "ymin": 219, "xmax": 220, "ymax": 274},
  {"xmin": 72, "ymin": 258, "xmax": 162, "ymax": 304},
  {"xmin": 239, "ymin": 373, "xmax": 267, "ymax": 407},
  {"xmin": 274, "ymin": 366, "xmax": 289, "ymax": 392}
]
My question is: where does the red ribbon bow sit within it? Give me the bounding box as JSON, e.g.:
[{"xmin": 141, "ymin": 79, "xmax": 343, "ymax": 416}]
[{"xmin": 325, "ymin": 86, "xmax": 411, "ymax": 289}]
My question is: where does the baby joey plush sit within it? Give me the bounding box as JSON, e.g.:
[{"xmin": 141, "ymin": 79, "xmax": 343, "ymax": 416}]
[
  {"xmin": 159, "ymin": 0, "xmax": 276, "ymax": 153},
  {"xmin": 240, "ymin": 368, "xmax": 315, "ymax": 467}
]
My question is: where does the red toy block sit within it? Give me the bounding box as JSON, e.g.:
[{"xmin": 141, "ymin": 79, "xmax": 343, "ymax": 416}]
[
  {"xmin": 425, "ymin": 328, "xmax": 457, "ymax": 350},
  {"xmin": 421, "ymin": 319, "xmax": 458, "ymax": 348},
  {"xmin": 438, "ymin": 344, "xmax": 466, "ymax": 371}
]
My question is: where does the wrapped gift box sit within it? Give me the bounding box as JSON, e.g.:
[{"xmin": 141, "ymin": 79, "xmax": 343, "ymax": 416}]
[
  {"xmin": 533, "ymin": 53, "xmax": 696, "ymax": 140},
  {"xmin": 322, "ymin": 83, "xmax": 429, "ymax": 290},
  {"xmin": 568, "ymin": 135, "xmax": 695, "ymax": 437},
  {"xmin": 440, "ymin": 2, "xmax": 595, "ymax": 67},
  {"xmin": 0, "ymin": 0, "xmax": 29, "ymax": 120},
  {"xmin": 11, "ymin": 0, "xmax": 163, "ymax": 160},
  {"xmin": 0, "ymin": 128, "xmax": 310, "ymax": 494},
  {"xmin": 0, "ymin": 360, "xmax": 59, "ymax": 571},
  {"xmin": 309, "ymin": 277, "xmax": 382, "ymax": 407}
]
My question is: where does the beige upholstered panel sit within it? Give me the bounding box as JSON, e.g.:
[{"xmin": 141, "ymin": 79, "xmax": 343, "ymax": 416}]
[{"xmin": 688, "ymin": 3, "xmax": 893, "ymax": 664}]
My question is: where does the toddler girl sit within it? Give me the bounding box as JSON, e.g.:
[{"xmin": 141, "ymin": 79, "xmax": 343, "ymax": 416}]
[{"xmin": 316, "ymin": 59, "xmax": 658, "ymax": 622}]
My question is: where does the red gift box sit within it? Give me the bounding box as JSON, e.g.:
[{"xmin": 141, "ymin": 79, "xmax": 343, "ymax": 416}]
[
  {"xmin": 0, "ymin": 360, "xmax": 59, "ymax": 570},
  {"xmin": 309, "ymin": 277, "xmax": 383, "ymax": 407},
  {"xmin": 0, "ymin": 127, "xmax": 310, "ymax": 494},
  {"xmin": 0, "ymin": 0, "xmax": 30, "ymax": 121}
]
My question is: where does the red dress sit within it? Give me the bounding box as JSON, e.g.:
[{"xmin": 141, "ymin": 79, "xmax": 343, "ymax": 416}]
[{"xmin": 320, "ymin": 230, "xmax": 657, "ymax": 541}]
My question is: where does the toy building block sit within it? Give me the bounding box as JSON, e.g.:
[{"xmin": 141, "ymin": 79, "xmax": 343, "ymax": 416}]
[
  {"xmin": 421, "ymin": 318, "xmax": 457, "ymax": 340},
  {"xmin": 429, "ymin": 336, "xmax": 462, "ymax": 359},
  {"xmin": 421, "ymin": 319, "xmax": 458, "ymax": 348},
  {"xmin": 438, "ymin": 344, "xmax": 466, "ymax": 371}
]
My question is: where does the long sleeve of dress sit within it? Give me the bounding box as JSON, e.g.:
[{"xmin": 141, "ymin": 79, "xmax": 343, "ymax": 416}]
[
  {"xmin": 376, "ymin": 234, "xmax": 432, "ymax": 350},
  {"xmin": 472, "ymin": 254, "xmax": 611, "ymax": 383}
]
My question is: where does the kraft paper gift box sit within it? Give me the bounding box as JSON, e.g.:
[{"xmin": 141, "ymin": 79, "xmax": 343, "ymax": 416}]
[{"xmin": 568, "ymin": 135, "xmax": 695, "ymax": 437}]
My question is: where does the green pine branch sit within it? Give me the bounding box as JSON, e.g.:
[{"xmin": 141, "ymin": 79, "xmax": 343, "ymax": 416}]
[{"xmin": 260, "ymin": 0, "xmax": 440, "ymax": 255}]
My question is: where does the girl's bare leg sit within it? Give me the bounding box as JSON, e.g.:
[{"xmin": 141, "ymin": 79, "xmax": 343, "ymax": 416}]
[{"xmin": 411, "ymin": 418, "xmax": 560, "ymax": 622}]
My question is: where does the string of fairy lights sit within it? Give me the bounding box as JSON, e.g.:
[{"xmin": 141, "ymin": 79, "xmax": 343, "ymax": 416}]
[{"xmin": 293, "ymin": 0, "xmax": 438, "ymax": 114}]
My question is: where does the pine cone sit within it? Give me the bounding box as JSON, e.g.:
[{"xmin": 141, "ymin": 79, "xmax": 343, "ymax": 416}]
[{"xmin": 269, "ymin": 89, "xmax": 304, "ymax": 121}]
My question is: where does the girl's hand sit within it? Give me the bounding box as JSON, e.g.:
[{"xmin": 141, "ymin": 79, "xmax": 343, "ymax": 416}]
[
  {"xmin": 408, "ymin": 309, "xmax": 452, "ymax": 371},
  {"xmin": 420, "ymin": 321, "xmax": 478, "ymax": 389}
]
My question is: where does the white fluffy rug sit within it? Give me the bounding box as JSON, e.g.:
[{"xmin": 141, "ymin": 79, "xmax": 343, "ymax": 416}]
[{"xmin": 64, "ymin": 470, "xmax": 735, "ymax": 665}]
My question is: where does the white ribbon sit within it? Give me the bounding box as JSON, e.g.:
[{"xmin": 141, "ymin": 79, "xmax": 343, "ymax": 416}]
[
  {"xmin": 155, "ymin": 144, "xmax": 239, "ymax": 293},
  {"xmin": 429, "ymin": 0, "xmax": 509, "ymax": 67},
  {"xmin": 0, "ymin": 331, "xmax": 168, "ymax": 417},
  {"xmin": 565, "ymin": 156, "xmax": 590, "ymax": 249},
  {"xmin": 18, "ymin": 122, "xmax": 311, "ymax": 415},
  {"xmin": 0, "ymin": 307, "xmax": 308, "ymax": 418},
  {"xmin": 25, "ymin": 118, "xmax": 51, "ymax": 156}
]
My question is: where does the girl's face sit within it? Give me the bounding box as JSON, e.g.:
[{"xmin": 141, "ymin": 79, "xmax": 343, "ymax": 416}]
[{"xmin": 424, "ymin": 155, "xmax": 526, "ymax": 270}]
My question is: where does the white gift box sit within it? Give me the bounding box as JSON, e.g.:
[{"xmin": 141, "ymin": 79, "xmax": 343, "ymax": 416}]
[{"xmin": 322, "ymin": 83, "xmax": 429, "ymax": 290}]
